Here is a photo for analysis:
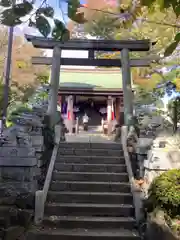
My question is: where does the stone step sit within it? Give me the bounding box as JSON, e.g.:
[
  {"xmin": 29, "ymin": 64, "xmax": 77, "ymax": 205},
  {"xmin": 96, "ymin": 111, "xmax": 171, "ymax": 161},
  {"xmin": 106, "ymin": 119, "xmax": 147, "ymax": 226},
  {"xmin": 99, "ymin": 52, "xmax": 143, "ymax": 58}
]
[
  {"xmin": 52, "ymin": 171, "xmax": 129, "ymax": 182},
  {"xmin": 58, "ymin": 148, "xmax": 123, "ymax": 157},
  {"xmin": 47, "ymin": 191, "xmax": 133, "ymax": 204},
  {"xmin": 50, "ymin": 181, "xmax": 131, "ymax": 193},
  {"xmin": 0, "ymin": 217, "xmax": 10, "ymax": 228},
  {"xmin": 27, "ymin": 228, "xmax": 140, "ymax": 240},
  {"xmin": 45, "ymin": 203, "xmax": 135, "ymax": 217},
  {"xmin": 0, "ymin": 206, "xmax": 12, "ymax": 215},
  {"xmin": 54, "ymin": 163, "xmax": 127, "ymax": 173},
  {"xmin": 57, "ymin": 156, "xmax": 125, "ymax": 164},
  {"xmin": 43, "ymin": 216, "xmax": 136, "ymax": 230},
  {"xmin": 58, "ymin": 142, "xmax": 122, "ymax": 150}
]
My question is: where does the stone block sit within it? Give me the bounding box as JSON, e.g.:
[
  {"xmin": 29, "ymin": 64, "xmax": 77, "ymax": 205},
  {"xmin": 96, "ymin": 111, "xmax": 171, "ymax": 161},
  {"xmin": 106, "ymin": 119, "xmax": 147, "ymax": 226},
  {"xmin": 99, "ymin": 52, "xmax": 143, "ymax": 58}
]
[
  {"xmin": 0, "ymin": 147, "xmax": 35, "ymax": 157},
  {"xmin": 0, "ymin": 181, "xmax": 38, "ymax": 197},
  {"xmin": 0, "ymin": 157, "xmax": 37, "ymax": 167},
  {"xmin": 3, "ymin": 226, "xmax": 25, "ymax": 240},
  {"xmin": 146, "ymin": 211, "xmax": 179, "ymax": 240},
  {"xmin": 30, "ymin": 127, "xmax": 43, "ymax": 135},
  {"xmin": 15, "ymin": 192, "xmax": 35, "ymax": 209},
  {"xmin": 143, "ymin": 148, "xmax": 180, "ymax": 186},
  {"xmin": 0, "ymin": 145, "xmax": 38, "ymax": 168},
  {"xmin": 136, "ymin": 138, "xmax": 153, "ymax": 154},
  {"xmin": 144, "ymin": 149, "xmax": 173, "ymax": 171},
  {"xmin": 31, "ymin": 135, "xmax": 43, "ymax": 146},
  {"xmin": 17, "ymin": 209, "xmax": 33, "ymax": 227},
  {"xmin": 1, "ymin": 166, "xmax": 39, "ymax": 182},
  {"xmin": 168, "ymin": 151, "xmax": 180, "ymax": 168}
]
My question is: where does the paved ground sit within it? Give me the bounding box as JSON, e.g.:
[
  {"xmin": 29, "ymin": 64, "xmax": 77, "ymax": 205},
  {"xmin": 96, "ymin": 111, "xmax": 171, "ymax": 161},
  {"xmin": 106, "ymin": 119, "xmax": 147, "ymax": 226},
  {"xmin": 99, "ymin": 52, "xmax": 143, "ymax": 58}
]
[{"xmin": 66, "ymin": 126, "xmax": 116, "ymax": 143}]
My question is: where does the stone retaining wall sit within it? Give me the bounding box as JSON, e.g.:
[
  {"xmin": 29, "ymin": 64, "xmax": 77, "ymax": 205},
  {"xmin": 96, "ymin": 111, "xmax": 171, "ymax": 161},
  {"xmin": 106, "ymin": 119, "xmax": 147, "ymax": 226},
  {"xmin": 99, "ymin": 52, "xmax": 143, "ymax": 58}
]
[
  {"xmin": 145, "ymin": 211, "xmax": 179, "ymax": 240},
  {"xmin": 0, "ymin": 106, "xmax": 53, "ymax": 240}
]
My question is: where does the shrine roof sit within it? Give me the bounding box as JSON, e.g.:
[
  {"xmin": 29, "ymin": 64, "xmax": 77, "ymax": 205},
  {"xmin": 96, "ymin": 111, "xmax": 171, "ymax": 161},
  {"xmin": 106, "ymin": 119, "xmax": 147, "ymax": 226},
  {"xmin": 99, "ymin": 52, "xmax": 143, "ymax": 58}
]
[{"xmin": 59, "ymin": 68, "xmax": 123, "ymax": 89}]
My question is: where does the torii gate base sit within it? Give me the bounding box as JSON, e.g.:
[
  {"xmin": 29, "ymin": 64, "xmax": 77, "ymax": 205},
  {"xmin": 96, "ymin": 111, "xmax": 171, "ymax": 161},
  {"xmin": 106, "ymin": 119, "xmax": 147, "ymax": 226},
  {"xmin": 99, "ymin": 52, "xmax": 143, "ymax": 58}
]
[{"xmin": 26, "ymin": 35, "xmax": 152, "ymax": 129}]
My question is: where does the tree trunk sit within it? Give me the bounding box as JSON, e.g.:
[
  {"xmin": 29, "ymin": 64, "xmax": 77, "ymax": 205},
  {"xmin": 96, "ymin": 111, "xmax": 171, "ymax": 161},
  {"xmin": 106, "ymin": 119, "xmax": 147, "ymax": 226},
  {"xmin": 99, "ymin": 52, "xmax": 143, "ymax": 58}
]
[{"xmin": 173, "ymin": 100, "xmax": 178, "ymax": 133}]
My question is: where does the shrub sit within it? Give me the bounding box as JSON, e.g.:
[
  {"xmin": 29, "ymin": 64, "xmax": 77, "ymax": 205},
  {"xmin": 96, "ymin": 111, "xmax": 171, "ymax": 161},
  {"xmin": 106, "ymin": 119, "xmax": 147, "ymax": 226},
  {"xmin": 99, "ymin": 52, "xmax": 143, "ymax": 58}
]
[
  {"xmin": 7, "ymin": 105, "xmax": 32, "ymax": 122},
  {"xmin": 147, "ymin": 169, "xmax": 180, "ymax": 217}
]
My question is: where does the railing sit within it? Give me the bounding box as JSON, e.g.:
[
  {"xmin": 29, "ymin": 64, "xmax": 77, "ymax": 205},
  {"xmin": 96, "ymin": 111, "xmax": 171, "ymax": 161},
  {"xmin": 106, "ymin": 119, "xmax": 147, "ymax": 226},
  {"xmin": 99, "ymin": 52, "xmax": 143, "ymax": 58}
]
[
  {"xmin": 121, "ymin": 125, "xmax": 142, "ymax": 223},
  {"xmin": 34, "ymin": 124, "xmax": 61, "ymax": 224}
]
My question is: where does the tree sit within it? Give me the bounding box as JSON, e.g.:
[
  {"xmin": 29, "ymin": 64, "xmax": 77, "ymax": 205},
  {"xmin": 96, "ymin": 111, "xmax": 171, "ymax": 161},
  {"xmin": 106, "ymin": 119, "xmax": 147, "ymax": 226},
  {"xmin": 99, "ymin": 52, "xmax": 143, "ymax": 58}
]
[
  {"xmin": 0, "ymin": 77, "xmax": 18, "ymax": 116},
  {"xmin": 0, "ymin": 27, "xmax": 49, "ymax": 117},
  {"xmin": 168, "ymin": 97, "xmax": 180, "ymax": 133},
  {"xmin": 0, "ymin": 0, "xmax": 87, "ymax": 40},
  {"xmin": 134, "ymin": 86, "xmax": 157, "ymax": 105},
  {"xmin": 152, "ymin": 68, "xmax": 180, "ymax": 132},
  {"xmin": 83, "ymin": 5, "xmax": 179, "ymax": 91},
  {"xmin": 140, "ymin": 0, "xmax": 180, "ymax": 57},
  {"xmin": 0, "ymin": 26, "xmax": 8, "ymax": 74},
  {"xmin": 0, "ymin": 0, "xmax": 179, "ymax": 56}
]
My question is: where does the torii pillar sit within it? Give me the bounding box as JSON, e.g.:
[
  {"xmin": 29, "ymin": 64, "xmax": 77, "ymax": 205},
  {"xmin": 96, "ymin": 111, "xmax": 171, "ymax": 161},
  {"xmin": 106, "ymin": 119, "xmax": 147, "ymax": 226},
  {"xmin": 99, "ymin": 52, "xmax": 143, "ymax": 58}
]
[
  {"xmin": 121, "ymin": 49, "xmax": 134, "ymax": 126},
  {"xmin": 47, "ymin": 46, "xmax": 61, "ymax": 127}
]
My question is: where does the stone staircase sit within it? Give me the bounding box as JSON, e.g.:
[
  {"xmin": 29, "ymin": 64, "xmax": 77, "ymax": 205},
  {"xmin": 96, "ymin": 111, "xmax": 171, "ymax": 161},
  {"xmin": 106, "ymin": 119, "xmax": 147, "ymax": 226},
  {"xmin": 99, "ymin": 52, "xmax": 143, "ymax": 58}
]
[{"xmin": 27, "ymin": 142, "xmax": 140, "ymax": 240}]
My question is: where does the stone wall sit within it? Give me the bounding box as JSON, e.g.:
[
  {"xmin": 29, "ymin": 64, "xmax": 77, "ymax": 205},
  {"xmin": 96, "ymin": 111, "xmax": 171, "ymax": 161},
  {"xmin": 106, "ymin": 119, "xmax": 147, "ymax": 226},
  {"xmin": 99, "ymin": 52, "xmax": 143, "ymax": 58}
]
[
  {"xmin": 145, "ymin": 210, "xmax": 179, "ymax": 240},
  {"xmin": 0, "ymin": 105, "xmax": 51, "ymax": 240},
  {"xmin": 138, "ymin": 136, "xmax": 180, "ymax": 197}
]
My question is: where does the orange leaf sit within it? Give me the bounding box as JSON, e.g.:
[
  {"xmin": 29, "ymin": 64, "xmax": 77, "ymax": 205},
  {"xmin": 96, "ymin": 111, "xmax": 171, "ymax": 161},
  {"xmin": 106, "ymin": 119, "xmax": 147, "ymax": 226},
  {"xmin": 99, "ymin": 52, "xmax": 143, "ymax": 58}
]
[{"xmin": 72, "ymin": 12, "xmax": 87, "ymax": 24}]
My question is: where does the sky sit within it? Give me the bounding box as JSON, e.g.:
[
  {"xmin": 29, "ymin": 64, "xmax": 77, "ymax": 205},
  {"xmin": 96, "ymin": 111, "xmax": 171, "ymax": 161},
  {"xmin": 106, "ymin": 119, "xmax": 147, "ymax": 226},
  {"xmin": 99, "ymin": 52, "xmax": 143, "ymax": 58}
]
[{"xmin": 14, "ymin": 0, "xmax": 92, "ymax": 67}]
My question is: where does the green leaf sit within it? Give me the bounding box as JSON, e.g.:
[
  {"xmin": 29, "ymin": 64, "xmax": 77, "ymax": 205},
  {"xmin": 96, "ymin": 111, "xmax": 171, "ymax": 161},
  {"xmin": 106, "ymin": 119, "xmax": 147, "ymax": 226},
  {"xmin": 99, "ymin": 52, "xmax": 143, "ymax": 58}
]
[
  {"xmin": 68, "ymin": 0, "xmax": 80, "ymax": 19},
  {"xmin": 0, "ymin": 0, "xmax": 13, "ymax": 7},
  {"xmin": 164, "ymin": 41, "xmax": 178, "ymax": 57},
  {"xmin": 52, "ymin": 27, "xmax": 62, "ymax": 40},
  {"xmin": 52, "ymin": 19, "xmax": 67, "ymax": 40},
  {"xmin": 172, "ymin": 2, "xmax": 180, "ymax": 17},
  {"xmin": 13, "ymin": 1, "xmax": 33, "ymax": 17},
  {"xmin": 36, "ymin": 6, "xmax": 54, "ymax": 18},
  {"xmin": 68, "ymin": 0, "xmax": 87, "ymax": 24},
  {"xmin": 35, "ymin": 15, "xmax": 51, "ymax": 37},
  {"xmin": 0, "ymin": 9, "xmax": 22, "ymax": 26},
  {"xmin": 174, "ymin": 32, "xmax": 180, "ymax": 41}
]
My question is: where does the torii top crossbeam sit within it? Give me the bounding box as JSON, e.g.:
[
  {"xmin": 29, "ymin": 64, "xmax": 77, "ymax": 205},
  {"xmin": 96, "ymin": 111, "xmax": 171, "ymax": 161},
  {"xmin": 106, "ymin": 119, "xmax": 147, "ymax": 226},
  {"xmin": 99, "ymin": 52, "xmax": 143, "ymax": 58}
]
[{"xmin": 25, "ymin": 34, "xmax": 153, "ymax": 51}]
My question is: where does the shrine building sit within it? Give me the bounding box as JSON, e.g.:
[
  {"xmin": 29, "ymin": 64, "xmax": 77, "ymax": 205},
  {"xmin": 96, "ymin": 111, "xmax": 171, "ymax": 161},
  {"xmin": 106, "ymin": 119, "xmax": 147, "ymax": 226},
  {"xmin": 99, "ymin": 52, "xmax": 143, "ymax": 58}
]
[{"xmin": 58, "ymin": 67, "xmax": 133, "ymax": 126}]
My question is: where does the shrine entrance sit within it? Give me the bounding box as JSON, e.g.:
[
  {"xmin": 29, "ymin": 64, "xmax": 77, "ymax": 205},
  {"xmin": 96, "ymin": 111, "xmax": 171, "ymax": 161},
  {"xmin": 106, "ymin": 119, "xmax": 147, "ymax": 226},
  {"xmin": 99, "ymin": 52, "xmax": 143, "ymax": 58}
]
[{"xmin": 26, "ymin": 35, "xmax": 153, "ymax": 134}]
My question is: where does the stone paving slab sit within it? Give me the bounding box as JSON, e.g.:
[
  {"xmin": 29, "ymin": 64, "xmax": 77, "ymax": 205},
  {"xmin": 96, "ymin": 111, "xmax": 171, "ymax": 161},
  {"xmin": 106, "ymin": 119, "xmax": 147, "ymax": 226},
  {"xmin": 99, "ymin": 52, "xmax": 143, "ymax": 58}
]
[{"xmin": 65, "ymin": 128, "xmax": 115, "ymax": 144}]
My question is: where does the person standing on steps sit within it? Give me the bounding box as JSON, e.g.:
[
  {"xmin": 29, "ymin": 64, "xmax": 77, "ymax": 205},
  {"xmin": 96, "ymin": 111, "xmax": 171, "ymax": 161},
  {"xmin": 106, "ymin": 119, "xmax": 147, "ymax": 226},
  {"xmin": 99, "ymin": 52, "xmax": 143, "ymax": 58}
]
[{"xmin": 83, "ymin": 113, "xmax": 89, "ymax": 131}]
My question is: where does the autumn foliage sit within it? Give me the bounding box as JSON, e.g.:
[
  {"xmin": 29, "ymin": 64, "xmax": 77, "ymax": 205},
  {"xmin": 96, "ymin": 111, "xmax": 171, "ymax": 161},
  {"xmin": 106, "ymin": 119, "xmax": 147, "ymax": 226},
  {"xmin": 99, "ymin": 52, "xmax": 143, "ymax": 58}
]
[{"xmin": 0, "ymin": 26, "xmax": 49, "ymax": 108}]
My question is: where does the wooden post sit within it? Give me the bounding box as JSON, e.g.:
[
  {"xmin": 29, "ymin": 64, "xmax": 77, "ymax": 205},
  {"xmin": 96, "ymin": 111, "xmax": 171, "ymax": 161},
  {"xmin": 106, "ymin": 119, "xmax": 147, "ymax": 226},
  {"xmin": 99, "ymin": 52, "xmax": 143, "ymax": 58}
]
[
  {"xmin": 121, "ymin": 48, "xmax": 133, "ymax": 126},
  {"xmin": 47, "ymin": 46, "xmax": 61, "ymax": 127}
]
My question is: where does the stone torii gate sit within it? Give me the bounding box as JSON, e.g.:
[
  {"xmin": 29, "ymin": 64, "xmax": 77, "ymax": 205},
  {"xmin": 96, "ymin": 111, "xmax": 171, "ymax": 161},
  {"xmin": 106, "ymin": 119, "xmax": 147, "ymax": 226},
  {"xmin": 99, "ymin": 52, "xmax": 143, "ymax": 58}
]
[{"xmin": 26, "ymin": 35, "xmax": 153, "ymax": 128}]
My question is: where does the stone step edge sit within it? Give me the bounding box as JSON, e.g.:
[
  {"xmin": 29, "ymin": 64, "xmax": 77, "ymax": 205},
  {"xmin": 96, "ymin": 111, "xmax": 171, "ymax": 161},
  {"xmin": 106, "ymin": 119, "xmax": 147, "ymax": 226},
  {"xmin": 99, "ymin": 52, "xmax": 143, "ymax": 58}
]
[
  {"xmin": 53, "ymin": 171, "xmax": 128, "ymax": 176},
  {"xmin": 56, "ymin": 155, "xmax": 124, "ymax": 159},
  {"xmin": 48, "ymin": 191, "xmax": 132, "ymax": 196},
  {"xmin": 54, "ymin": 163, "xmax": 126, "ymax": 167},
  {"xmin": 45, "ymin": 203, "xmax": 134, "ymax": 208},
  {"xmin": 43, "ymin": 215, "xmax": 136, "ymax": 223},
  {"xmin": 51, "ymin": 180, "xmax": 130, "ymax": 186},
  {"xmin": 28, "ymin": 228, "xmax": 139, "ymax": 237}
]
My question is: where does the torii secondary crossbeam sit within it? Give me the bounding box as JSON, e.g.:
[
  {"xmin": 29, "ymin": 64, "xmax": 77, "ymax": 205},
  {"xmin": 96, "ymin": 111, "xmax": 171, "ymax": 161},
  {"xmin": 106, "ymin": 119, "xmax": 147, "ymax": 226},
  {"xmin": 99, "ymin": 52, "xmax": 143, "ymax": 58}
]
[
  {"xmin": 31, "ymin": 56, "xmax": 151, "ymax": 67},
  {"xmin": 26, "ymin": 35, "xmax": 153, "ymax": 128}
]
